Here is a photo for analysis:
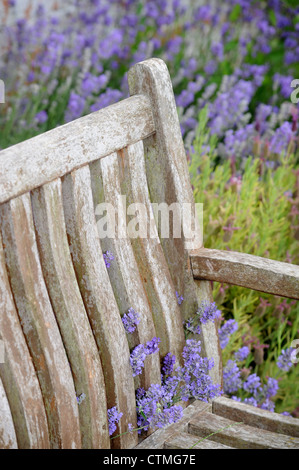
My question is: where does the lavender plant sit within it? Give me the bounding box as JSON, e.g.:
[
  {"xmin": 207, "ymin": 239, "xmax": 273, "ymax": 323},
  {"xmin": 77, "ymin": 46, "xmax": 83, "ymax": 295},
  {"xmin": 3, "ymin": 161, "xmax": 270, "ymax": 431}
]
[
  {"xmin": 190, "ymin": 111, "xmax": 299, "ymax": 415},
  {"xmin": 1, "ymin": 0, "xmax": 298, "ymax": 163},
  {"xmin": 108, "ymin": 301, "xmax": 222, "ymax": 438}
]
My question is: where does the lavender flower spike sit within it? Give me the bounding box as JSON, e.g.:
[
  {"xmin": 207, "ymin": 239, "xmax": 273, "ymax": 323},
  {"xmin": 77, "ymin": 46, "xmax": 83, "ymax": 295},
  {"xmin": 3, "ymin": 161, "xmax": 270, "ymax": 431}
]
[
  {"xmin": 103, "ymin": 250, "xmax": 114, "ymax": 268},
  {"xmin": 107, "ymin": 406, "xmax": 123, "ymax": 436},
  {"xmin": 130, "ymin": 344, "xmax": 147, "ymax": 377},
  {"xmin": 277, "ymin": 348, "xmax": 294, "ymax": 372},
  {"xmin": 197, "ymin": 300, "xmax": 221, "ymax": 324},
  {"xmin": 218, "ymin": 319, "xmax": 238, "ymax": 350},
  {"xmin": 122, "ymin": 308, "xmax": 140, "ymax": 334}
]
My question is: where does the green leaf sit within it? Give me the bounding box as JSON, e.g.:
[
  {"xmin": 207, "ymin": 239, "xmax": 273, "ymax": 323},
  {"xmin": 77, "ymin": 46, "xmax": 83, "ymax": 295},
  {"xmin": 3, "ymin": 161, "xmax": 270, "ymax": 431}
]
[{"xmin": 229, "ymin": 4, "xmax": 241, "ymax": 22}]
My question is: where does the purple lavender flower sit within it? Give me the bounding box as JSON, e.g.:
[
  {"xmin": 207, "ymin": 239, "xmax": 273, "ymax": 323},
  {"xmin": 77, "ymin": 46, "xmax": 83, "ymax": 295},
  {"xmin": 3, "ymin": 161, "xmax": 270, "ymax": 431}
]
[
  {"xmin": 262, "ymin": 377, "xmax": 279, "ymax": 399},
  {"xmin": 218, "ymin": 319, "xmax": 238, "ymax": 349},
  {"xmin": 128, "ymin": 422, "xmax": 134, "ymax": 433},
  {"xmin": 184, "ymin": 318, "xmax": 201, "ymax": 335},
  {"xmin": 277, "ymin": 348, "xmax": 294, "ymax": 372},
  {"xmin": 269, "ymin": 122, "xmax": 294, "ymax": 155},
  {"xmin": 223, "ymin": 360, "xmax": 242, "ymax": 394},
  {"xmin": 121, "ymin": 308, "xmax": 140, "ymax": 334},
  {"xmin": 234, "ymin": 346, "xmax": 250, "ymax": 362},
  {"xmin": 130, "ymin": 344, "xmax": 147, "ymax": 377},
  {"xmin": 103, "ymin": 250, "xmax": 114, "ymax": 268},
  {"xmin": 197, "ymin": 300, "xmax": 221, "ymax": 324},
  {"xmin": 162, "ymin": 353, "xmax": 176, "ymax": 377},
  {"xmin": 144, "ymin": 337, "xmax": 161, "ymax": 355},
  {"xmin": 90, "ymin": 89, "xmax": 123, "ymax": 113},
  {"xmin": 130, "ymin": 337, "xmax": 161, "ymax": 377},
  {"xmin": 34, "ymin": 110, "xmax": 48, "ymax": 124},
  {"xmin": 107, "ymin": 406, "xmax": 123, "ymax": 436},
  {"xmin": 243, "ymin": 373, "xmax": 261, "ymax": 395},
  {"xmin": 65, "ymin": 92, "xmax": 86, "ymax": 123},
  {"xmin": 76, "ymin": 392, "xmax": 86, "ymax": 405},
  {"xmin": 243, "ymin": 397, "xmax": 258, "ymax": 407},
  {"xmin": 149, "ymin": 405, "xmax": 183, "ymax": 428},
  {"xmin": 259, "ymin": 398, "xmax": 275, "ymax": 412},
  {"xmin": 211, "ymin": 42, "xmax": 224, "ymax": 61},
  {"xmin": 178, "ymin": 339, "xmax": 222, "ymax": 402},
  {"xmin": 175, "ymin": 291, "xmax": 184, "ymax": 305}
]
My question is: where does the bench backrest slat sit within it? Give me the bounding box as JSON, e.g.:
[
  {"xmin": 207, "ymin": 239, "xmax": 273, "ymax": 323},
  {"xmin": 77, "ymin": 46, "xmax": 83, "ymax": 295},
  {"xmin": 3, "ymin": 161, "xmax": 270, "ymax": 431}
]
[
  {"xmin": 0, "ymin": 194, "xmax": 81, "ymax": 449},
  {"xmin": 31, "ymin": 179, "xmax": 110, "ymax": 449},
  {"xmin": 62, "ymin": 165, "xmax": 138, "ymax": 449},
  {"xmin": 0, "ymin": 232, "xmax": 50, "ymax": 448},
  {"xmin": 90, "ymin": 151, "xmax": 162, "ymax": 390},
  {"xmin": 0, "ymin": 94, "xmax": 155, "ymax": 205}
]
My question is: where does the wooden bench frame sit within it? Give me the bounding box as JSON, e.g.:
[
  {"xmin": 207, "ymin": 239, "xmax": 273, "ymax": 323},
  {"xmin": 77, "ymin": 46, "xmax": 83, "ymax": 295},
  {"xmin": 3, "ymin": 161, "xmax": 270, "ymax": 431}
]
[{"xmin": 0, "ymin": 58, "xmax": 298, "ymax": 449}]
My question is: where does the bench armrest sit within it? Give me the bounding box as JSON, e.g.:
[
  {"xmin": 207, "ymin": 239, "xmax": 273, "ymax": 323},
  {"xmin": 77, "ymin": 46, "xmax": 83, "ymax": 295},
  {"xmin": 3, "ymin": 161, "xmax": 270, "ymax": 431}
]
[{"xmin": 190, "ymin": 248, "xmax": 299, "ymax": 300}]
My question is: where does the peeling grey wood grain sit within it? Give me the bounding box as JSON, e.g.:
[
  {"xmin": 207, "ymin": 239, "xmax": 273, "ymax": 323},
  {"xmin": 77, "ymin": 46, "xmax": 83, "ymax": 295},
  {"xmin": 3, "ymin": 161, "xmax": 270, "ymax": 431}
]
[
  {"xmin": 189, "ymin": 411, "xmax": 299, "ymax": 449},
  {"xmin": 0, "ymin": 194, "xmax": 81, "ymax": 449},
  {"xmin": 0, "ymin": 231, "xmax": 50, "ymax": 449},
  {"xmin": 62, "ymin": 165, "xmax": 138, "ymax": 449},
  {"xmin": 190, "ymin": 248, "xmax": 299, "ymax": 300},
  {"xmin": 0, "ymin": 95, "xmax": 155, "ymax": 205},
  {"xmin": 212, "ymin": 397, "xmax": 299, "ymax": 437},
  {"xmin": 114, "ymin": 141, "xmax": 186, "ymax": 362},
  {"xmin": 31, "ymin": 179, "xmax": 110, "ymax": 449},
  {"xmin": 90, "ymin": 153, "xmax": 161, "ymax": 391}
]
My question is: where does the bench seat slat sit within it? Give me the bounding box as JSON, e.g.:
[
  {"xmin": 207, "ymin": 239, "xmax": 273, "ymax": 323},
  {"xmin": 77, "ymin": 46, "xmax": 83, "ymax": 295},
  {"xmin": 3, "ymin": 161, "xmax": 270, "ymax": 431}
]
[
  {"xmin": 188, "ymin": 411, "xmax": 299, "ymax": 449},
  {"xmin": 0, "ymin": 194, "xmax": 81, "ymax": 449},
  {"xmin": 164, "ymin": 431, "xmax": 233, "ymax": 449},
  {"xmin": 0, "ymin": 231, "xmax": 50, "ymax": 448},
  {"xmin": 0, "ymin": 95, "xmax": 155, "ymax": 205},
  {"xmin": 31, "ymin": 179, "xmax": 110, "ymax": 449},
  {"xmin": 212, "ymin": 397, "xmax": 299, "ymax": 437},
  {"xmin": 90, "ymin": 153, "xmax": 161, "ymax": 390},
  {"xmin": 61, "ymin": 165, "xmax": 138, "ymax": 449}
]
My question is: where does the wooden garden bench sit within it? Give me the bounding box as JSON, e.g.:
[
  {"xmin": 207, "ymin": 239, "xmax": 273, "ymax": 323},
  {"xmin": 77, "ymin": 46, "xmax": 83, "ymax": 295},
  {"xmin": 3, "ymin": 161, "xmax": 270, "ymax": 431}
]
[{"xmin": 0, "ymin": 58, "xmax": 298, "ymax": 449}]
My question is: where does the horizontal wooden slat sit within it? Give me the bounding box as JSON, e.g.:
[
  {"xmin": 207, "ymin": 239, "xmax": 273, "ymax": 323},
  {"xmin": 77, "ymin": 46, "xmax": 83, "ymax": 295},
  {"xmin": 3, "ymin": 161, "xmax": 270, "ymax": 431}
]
[
  {"xmin": 190, "ymin": 248, "xmax": 299, "ymax": 300},
  {"xmin": 212, "ymin": 397, "xmax": 299, "ymax": 437},
  {"xmin": 188, "ymin": 411, "xmax": 299, "ymax": 449},
  {"xmin": 0, "ymin": 95, "xmax": 155, "ymax": 204}
]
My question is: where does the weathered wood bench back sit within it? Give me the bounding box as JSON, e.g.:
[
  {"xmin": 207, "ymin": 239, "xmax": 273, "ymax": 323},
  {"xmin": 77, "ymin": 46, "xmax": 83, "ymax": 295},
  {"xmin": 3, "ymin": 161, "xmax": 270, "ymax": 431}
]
[{"xmin": 0, "ymin": 58, "xmax": 221, "ymax": 449}]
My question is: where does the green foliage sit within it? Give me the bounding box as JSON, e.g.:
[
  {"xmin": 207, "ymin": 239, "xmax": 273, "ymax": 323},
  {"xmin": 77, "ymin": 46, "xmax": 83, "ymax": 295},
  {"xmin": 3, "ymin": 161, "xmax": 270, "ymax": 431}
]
[{"xmin": 189, "ymin": 112, "xmax": 299, "ymax": 414}]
